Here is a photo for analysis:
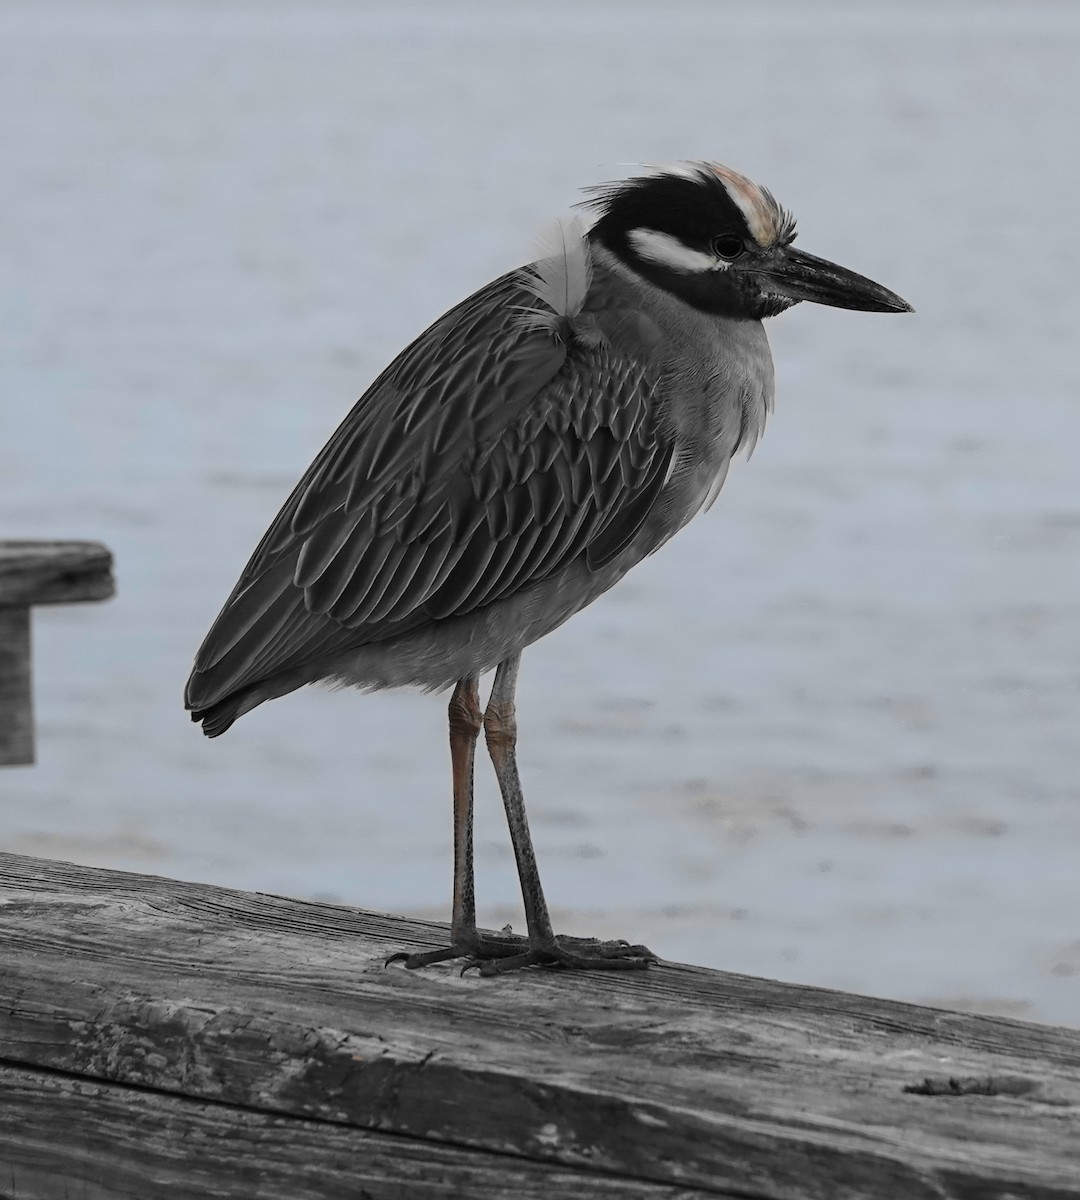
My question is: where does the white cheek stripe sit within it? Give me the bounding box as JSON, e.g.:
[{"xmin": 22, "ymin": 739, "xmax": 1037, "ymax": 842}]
[{"xmin": 627, "ymin": 228, "xmax": 725, "ymax": 273}]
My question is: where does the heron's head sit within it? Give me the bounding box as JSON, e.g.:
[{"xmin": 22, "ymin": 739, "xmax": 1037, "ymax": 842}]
[{"xmin": 584, "ymin": 162, "xmax": 912, "ymax": 321}]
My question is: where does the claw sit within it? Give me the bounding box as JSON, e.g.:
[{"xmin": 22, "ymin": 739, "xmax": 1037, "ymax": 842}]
[{"xmin": 386, "ymin": 945, "xmax": 474, "ymax": 970}]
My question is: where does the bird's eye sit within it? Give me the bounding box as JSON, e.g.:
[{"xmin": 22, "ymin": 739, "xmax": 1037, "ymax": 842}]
[{"xmin": 711, "ymin": 234, "xmax": 745, "ymax": 261}]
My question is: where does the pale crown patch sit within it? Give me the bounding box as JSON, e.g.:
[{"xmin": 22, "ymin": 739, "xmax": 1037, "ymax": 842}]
[
  {"xmin": 625, "ymin": 161, "xmax": 796, "ymax": 249},
  {"xmin": 707, "ymin": 163, "xmax": 794, "ymax": 248}
]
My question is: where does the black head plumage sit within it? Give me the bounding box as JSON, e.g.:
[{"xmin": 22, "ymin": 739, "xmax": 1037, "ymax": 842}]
[{"xmin": 581, "ymin": 164, "xmax": 798, "ymax": 319}]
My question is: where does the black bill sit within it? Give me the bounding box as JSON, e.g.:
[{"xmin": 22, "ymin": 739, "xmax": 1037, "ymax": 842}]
[{"xmin": 760, "ymin": 247, "xmax": 913, "ymax": 313}]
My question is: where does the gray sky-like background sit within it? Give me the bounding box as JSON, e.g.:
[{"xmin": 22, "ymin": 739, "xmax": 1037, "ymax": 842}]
[{"xmin": 3, "ymin": 1, "xmax": 1079, "ymax": 1024}]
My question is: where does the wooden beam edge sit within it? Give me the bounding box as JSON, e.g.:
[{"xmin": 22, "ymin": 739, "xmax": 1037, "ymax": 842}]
[{"xmin": 0, "ymin": 540, "xmax": 115, "ymax": 607}]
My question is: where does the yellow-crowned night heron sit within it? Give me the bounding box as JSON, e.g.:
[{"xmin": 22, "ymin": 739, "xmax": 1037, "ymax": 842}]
[{"xmin": 186, "ymin": 162, "xmax": 911, "ymax": 975}]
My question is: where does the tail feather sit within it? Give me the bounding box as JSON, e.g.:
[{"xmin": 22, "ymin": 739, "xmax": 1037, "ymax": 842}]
[
  {"xmin": 189, "ymin": 696, "xmax": 247, "ymax": 739},
  {"xmin": 186, "ymin": 665, "xmax": 312, "ymax": 737}
]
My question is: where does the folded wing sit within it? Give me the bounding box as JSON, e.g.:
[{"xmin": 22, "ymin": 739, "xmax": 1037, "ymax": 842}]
[{"xmin": 185, "ymin": 271, "xmax": 673, "ymax": 713}]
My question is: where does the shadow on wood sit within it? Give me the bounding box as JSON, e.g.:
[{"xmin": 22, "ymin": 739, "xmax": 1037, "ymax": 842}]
[{"xmin": 1, "ymin": 851, "xmax": 1078, "ymax": 1198}]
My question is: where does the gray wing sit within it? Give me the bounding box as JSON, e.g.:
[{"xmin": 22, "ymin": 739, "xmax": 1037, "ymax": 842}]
[{"xmin": 186, "ymin": 271, "xmax": 673, "ymax": 711}]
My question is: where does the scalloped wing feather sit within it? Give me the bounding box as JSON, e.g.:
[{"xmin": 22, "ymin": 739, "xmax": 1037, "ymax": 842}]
[{"xmin": 186, "ymin": 271, "xmax": 673, "ymax": 715}]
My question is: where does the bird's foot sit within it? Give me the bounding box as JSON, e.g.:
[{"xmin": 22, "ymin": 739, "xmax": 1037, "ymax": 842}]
[
  {"xmin": 386, "ymin": 928, "xmax": 657, "ymax": 975},
  {"xmin": 385, "ymin": 925, "xmax": 527, "ymax": 970},
  {"xmin": 469, "ymin": 934, "xmax": 657, "ymax": 976}
]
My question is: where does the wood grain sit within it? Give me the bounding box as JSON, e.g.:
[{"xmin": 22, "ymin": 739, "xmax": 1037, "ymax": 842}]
[
  {"xmin": 1, "ymin": 852, "xmax": 1078, "ymax": 1198},
  {"xmin": 0, "ymin": 1064, "xmax": 708, "ymax": 1200},
  {"xmin": 0, "ymin": 541, "xmax": 114, "ymax": 608},
  {"xmin": 0, "ymin": 608, "xmax": 32, "ymax": 766}
]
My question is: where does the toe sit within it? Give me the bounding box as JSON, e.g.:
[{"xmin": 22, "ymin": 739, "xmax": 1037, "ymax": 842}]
[{"xmin": 477, "ymin": 950, "xmax": 543, "ymax": 977}]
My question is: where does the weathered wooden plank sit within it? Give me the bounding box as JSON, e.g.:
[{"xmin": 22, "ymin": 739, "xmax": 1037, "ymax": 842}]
[
  {"xmin": 0, "ymin": 1064, "xmax": 707, "ymax": 1200},
  {"xmin": 0, "ymin": 852, "xmax": 1078, "ymax": 1199},
  {"xmin": 0, "ymin": 540, "xmax": 114, "ymax": 608},
  {"xmin": 0, "ymin": 608, "xmax": 33, "ymax": 766}
]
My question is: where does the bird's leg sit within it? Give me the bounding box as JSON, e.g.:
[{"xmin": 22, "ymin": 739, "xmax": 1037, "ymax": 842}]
[
  {"xmin": 482, "ymin": 653, "xmax": 555, "ymax": 943},
  {"xmin": 476, "ymin": 653, "xmax": 656, "ymax": 976},
  {"xmin": 386, "ymin": 675, "xmax": 524, "ymax": 969},
  {"xmin": 448, "ymin": 674, "xmax": 481, "ymax": 941}
]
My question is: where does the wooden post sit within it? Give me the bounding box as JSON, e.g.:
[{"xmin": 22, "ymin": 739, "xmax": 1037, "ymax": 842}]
[
  {"xmin": 0, "ymin": 607, "xmax": 33, "ymax": 764},
  {"xmin": 1, "ymin": 851, "xmax": 1078, "ymax": 1198},
  {"xmin": 0, "ymin": 540, "xmax": 114, "ymax": 765}
]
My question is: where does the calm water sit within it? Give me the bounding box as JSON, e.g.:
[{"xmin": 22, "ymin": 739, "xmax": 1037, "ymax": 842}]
[{"xmin": 3, "ymin": 1, "xmax": 1079, "ymax": 1024}]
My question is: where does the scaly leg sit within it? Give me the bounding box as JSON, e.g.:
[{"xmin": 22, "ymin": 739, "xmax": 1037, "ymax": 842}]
[
  {"xmin": 476, "ymin": 652, "xmax": 655, "ymax": 976},
  {"xmin": 387, "ymin": 675, "xmax": 524, "ymax": 969},
  {"xmin": 448, "ymin": 673, "xmax": 481, "ymax": 942}
]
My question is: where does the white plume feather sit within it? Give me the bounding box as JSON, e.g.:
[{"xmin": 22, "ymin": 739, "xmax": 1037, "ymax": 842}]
[{"xmin": 516, "ymin": 216, "xmax": 592, "ymax": 337}]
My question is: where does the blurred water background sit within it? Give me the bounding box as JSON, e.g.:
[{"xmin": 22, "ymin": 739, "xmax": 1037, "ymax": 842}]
[{"xmin": 3, "ymin": 0, "xmax": 1079, "ymax": 1024}]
